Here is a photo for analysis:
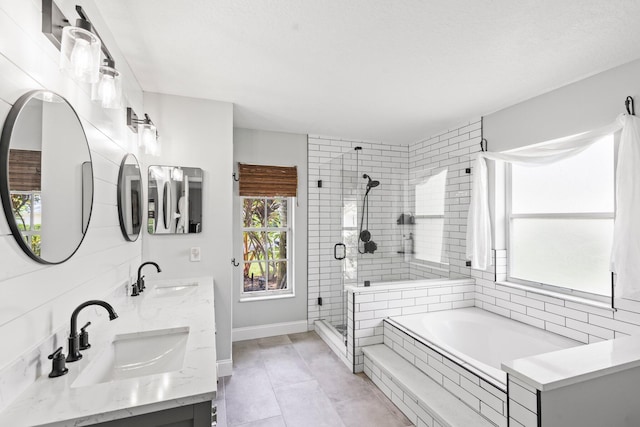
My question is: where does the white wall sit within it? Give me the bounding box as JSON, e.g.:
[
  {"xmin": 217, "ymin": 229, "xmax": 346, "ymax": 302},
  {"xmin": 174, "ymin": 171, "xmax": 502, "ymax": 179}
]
[
  {"xmin": 141, "ymin": 92, "xmax": 233, "ymax": 363},
  {"xmin": 232, "ymin": 128, "xmax": 308, "ymax": 330},
  {"xmin": 485, "ymin": 58, "xmax": 640, "ymax": 152},
  {"xmin": 0, "ymin": 0, "xmax": 143, "ymax": 410}
]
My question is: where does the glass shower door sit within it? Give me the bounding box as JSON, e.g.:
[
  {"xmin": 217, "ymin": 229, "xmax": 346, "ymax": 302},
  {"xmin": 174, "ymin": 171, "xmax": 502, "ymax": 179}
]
[{"xmin": 318, "ymin": 150, "xmax": 359, "ymax": 342}]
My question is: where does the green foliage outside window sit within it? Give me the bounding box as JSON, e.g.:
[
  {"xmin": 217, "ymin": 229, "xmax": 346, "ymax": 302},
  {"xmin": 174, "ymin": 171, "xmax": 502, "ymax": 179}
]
[{"xmin": 242, "ymin": 198, "xmax": 289, "ymax": 292}]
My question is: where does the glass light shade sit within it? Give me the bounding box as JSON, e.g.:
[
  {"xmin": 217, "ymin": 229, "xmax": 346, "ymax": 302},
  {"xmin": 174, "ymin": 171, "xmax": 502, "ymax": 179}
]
[
  {"xmin": 60, "ymin": 25, "xmax": 101, "ymax": 83},
  {"xmin": 91, "ymin": 65, "xmax": 122, "ymax": 109},
  {"xmin": 171, "ymin": 168, "xmax": 184, "ymax": 181},
  {"xmin": 139, "ymin": 123, "xmax": 159, "ymax": 155}
]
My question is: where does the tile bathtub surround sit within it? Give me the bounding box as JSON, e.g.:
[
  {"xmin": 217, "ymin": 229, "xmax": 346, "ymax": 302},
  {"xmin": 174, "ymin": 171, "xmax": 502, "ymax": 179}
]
[
  {"xmin": 0, "ymin": 277, "xmax": 217, "ymax": 426},
  {"xmin": 363, "ymin": 345, "xmax": 495, "ymax": 427},
  {"xmin": 219, "ymin": 332, "xmax": 411, "ymax": 427},
  {"xmin": 474, "ymin": 277, "xmax": 640, "ymax": 344},
  {"xmin": 507, "ymin": 375, "xmax": 539, "ymax": 427},
  {"xmin": 347, "ymin": 279, "xmax": 475, "ymax": 373},
  {"xmin": 383, "ymin": 319, "xmax": 507, "ymax": 427}
]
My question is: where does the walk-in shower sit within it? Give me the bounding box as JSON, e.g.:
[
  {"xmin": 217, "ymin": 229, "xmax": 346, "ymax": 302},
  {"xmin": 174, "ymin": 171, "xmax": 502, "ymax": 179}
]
[{"xmin": 315, "ymin": 147, "xmax": 407, "ymax": 350}]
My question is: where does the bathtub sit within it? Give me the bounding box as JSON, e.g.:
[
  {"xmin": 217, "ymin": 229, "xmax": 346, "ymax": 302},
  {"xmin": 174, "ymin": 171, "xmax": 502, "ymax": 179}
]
[{"xmin": 386, "ymin": 307, "xmax": 583, "ymax": 388}]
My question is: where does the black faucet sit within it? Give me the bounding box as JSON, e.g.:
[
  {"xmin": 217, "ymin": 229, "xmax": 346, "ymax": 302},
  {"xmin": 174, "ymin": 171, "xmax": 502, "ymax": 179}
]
[
  {"xmin": 67, "ymin": 300, "xmax": 118, "ymax": 362},
  {"xmin": 134, "ymin": 261, "xmax": 162, "ymax": 295}
]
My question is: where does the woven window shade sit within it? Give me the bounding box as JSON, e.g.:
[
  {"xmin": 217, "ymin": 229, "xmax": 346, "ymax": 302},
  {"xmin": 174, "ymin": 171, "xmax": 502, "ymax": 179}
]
[
  {"xmin": 238, "ymin": 163, "xmax": 297, "ymax": 197},
  {"xmin": 8, "ymin": 149, "xmax": 41, "ymax": 191}
]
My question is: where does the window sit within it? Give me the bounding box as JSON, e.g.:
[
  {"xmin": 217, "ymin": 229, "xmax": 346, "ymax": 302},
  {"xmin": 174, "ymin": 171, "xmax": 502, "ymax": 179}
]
[
  {"xmin": 507, "ymin": 135, "xmax": 615, "ymax": 296},
  {"xmin": 241, "ymin": 197, "xmax": 293, "ymax": 296},
  {"xmin": 413, "ymin": 168, "xmax": 448, "ymax": 266},
  {"xmin": 11, "ymin": 191, "xmax": 41, "ymax": 256}
]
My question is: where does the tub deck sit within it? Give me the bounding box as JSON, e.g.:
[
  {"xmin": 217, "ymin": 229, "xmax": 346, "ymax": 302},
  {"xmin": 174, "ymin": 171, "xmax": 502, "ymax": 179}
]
[{"xmin": 388, "ymin": 307, "xmax": 582, "ymax": 387}]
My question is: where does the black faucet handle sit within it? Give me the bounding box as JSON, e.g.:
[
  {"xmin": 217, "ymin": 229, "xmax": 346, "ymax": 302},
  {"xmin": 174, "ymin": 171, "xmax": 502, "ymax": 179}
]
[
  {"xmin": 79, "ymin": 322, "xmax": 91, "ymax": 350},
  {"xmin": 131, "ymin": 281, "xmax": 139, "ymax": 296},
  {"xmin": 48, "ymin": 347, "xmax": 69, "ymax": 378}
]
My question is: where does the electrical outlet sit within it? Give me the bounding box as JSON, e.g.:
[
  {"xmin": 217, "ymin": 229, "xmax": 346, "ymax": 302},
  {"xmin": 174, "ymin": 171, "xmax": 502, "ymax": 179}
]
[{"xmin": 190, "ymin": 247, "xmax": 201, "ymax": 262}]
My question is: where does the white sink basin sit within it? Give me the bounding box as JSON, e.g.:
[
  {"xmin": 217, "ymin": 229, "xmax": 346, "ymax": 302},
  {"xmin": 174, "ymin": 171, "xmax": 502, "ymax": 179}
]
[
  {"xmin": 152, "ymin": 282, "xmax": 198, "ymax": 298},
  {"xmin": 72, "ymin": 327, "xmax": 189, "ymax": 388}
]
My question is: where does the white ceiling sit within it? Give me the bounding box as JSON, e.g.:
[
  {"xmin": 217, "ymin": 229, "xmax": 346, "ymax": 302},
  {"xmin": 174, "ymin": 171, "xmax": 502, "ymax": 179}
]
[{"xmin": 96, "ymin": 0, "xmax": 640, "ymax": 144}]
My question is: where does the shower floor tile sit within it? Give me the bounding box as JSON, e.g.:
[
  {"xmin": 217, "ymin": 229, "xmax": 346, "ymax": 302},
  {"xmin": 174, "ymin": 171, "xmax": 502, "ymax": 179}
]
[{"xmin": 219, "ymin": 331, "xmax": 413, "ymax": 427}]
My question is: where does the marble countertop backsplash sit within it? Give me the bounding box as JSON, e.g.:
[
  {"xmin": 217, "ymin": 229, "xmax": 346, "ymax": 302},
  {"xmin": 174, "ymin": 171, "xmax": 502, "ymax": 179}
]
[{"xmin": 0, "ymin": 276, "xmax": 216, "ymax": 426}]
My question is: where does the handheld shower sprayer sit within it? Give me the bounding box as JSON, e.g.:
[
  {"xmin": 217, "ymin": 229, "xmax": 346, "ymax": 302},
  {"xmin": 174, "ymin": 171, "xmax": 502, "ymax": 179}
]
[{"xmin": 359, "ymin": 174, "xmax": 380, "ymax": 254}]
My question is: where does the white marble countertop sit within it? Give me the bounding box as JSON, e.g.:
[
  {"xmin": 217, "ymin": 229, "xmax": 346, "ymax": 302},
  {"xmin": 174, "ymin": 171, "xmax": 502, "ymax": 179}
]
[
  {"xmin": 0, "ymin": 276, "xmax": 217, "ymax": 426},
  {"xmin": 502, "ymin": 334, "xmax": 640, "ymax": 391}
]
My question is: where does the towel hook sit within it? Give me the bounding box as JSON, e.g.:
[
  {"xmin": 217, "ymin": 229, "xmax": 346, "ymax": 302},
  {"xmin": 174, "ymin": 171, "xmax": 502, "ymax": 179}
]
[
  {"xmin": 480, "ymin": 138, "xmax": 488, "ymax": 152},
  {"xmin": 625, "ymin": 96, "xmax": 635, "ymax": 116},
  {"xmin": 231, "ymin": 258, "xmax": 239, "ymax": 267},
  {"xmin": 232, "ymin": 173, "xmax": 239, "ymax": 182}
]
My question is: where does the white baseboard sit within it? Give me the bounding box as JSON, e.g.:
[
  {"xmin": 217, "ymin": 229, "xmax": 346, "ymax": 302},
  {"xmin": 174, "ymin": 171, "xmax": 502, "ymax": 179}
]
[
  {"xmin": 232, "ymin": 320, "xmax": 308, "ymax": 342},
  {"xmin": 217, "ymin": 359, "xmax": 233, "ymax": 378}
]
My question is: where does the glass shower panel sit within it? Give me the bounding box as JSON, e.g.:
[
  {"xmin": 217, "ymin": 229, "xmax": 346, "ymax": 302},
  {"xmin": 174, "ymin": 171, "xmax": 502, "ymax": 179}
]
[{"xmin": 317, "ymin": 153, "xmax": 346, "ymax": 340}]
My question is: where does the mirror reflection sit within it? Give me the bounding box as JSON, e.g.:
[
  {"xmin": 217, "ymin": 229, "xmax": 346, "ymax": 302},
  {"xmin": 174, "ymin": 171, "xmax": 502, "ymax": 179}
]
[
  {"xmin": 117, "ymin": 154, "xmax": 142, "ymax": 241},
  {"xmin": 148, "ymin": 165, "xmax": 202, "ymax": 234},
  {"xmin": 0, "ymin": 90, "xmax": 93, "ymax": 263}
]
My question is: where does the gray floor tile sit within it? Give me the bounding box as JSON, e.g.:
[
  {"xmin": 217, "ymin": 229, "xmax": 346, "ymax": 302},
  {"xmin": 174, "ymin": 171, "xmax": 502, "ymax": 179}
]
[
  {"xmin": 309, "ymin": 359, "xmax": 372, "ymax": 403},
  {"xmin": 262, "ymin": 344, "xmax": 314, "ymax": 389},
  {"xmin": 224, "ymin": 332, "xmax": 413, "ymax": 427},
  {"xmin": 214, "ymin": 397, "xmax": 227, "ymax": 427},
  {"xmin": 257, "ymin": 335, "xmax": 292, "ymax": 348},
  {"xmin": 224, "ymin": 366, "xmax": 281, "ymax": 426},
  {"xmin": 334, "ymin": 394, "xmax": 413, "ymax": 427},
  {"xmin": 234, "ymin": 416, "xmax": 286, "ymax": 427},
  {"xmin": 288, "ymin": 331, "xmax": 335, "ymax": 359},
  {"xmin": 233, "ymin": 340, "xmax": 264, "ymax": 370},
  {"xmin": 274, "ymin": 379, "xmax": 345, "ymax": 427},
  {"xmin": 217, "ymin": 377, "xmax": 226, "ymax": 399}
]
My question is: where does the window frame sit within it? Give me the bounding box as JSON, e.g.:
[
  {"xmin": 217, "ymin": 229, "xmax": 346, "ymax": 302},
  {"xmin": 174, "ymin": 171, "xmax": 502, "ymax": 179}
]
[
  {"xmin": 505, "ymin": 134, "xmax": 618, "ymax": 301},
  {"xmin": 240, "ymin": 196, "xmax": 294, "ymax": 299}
]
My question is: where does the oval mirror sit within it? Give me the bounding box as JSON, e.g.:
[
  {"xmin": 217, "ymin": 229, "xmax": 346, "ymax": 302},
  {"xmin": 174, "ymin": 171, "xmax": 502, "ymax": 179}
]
[
  {"xmin": 117, "ymin": 154, "xmax": 142, "ymax": 241},
  {"xmin": 0, "ymin": 90, "xmax": 93, "ymax": 264}
]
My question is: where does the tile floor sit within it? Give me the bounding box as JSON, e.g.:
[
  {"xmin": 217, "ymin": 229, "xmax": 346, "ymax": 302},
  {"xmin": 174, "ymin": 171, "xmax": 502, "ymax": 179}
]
[{"xmin": 214, "ymin": 331, "xmax": 412, "ymax": 427}]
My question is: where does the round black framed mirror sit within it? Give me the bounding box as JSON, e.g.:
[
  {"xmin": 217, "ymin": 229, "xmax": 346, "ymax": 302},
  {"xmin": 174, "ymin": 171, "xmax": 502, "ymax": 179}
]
[
  {"xmin": 117, "ymin": 154, "xmax": 142, "ymax": 241},
  {"xmin": 0, "ymin": 90, "xmax": 93, "ymax": 264}
]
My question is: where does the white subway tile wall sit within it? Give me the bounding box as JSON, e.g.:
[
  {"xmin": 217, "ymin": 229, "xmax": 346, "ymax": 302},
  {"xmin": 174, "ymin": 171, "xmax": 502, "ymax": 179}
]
[
  {"xmin": 308, "ymin": 119, "xmax": 484, "ymax": 329},
  {"xmin": 475, "ymin": 277, "xmax": 640, "ymax": 344},
  {"xmin": 408, "ymin": 119, "xmax": 483, "ymax": 280},
  {"xmin": 507, "ymin": 375, "xmax": 539, "ymax": 427},
  {"xmin": 349, "ymin": 280, "xmax": 475, "ymax": 372},
  {"xmin": 383, "ymin": 320, "xmax": 507, "ymax": 427}
]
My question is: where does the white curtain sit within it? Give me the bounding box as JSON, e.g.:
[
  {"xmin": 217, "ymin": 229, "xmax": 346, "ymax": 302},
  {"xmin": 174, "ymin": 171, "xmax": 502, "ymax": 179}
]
[{"xmin": 466, "ymin": 114, "xmax": 640, "ymax": 298}]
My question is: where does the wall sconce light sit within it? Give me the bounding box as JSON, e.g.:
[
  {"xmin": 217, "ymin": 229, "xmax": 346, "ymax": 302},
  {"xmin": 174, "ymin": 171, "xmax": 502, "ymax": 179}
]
[
  {"xmin": 91, "ymin": 58, "xmax": 122, "ymax": 109},
  {"xmin": 171, "ymin": 167, "xmax": 184, "ymax": 182},
  {"xmin": 42, "ymin": 1, "xmax": 122, "ymax": 108},
  {"xmin": 127, "ymin": 107, "xmax": 160, "ymax": 156}
]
